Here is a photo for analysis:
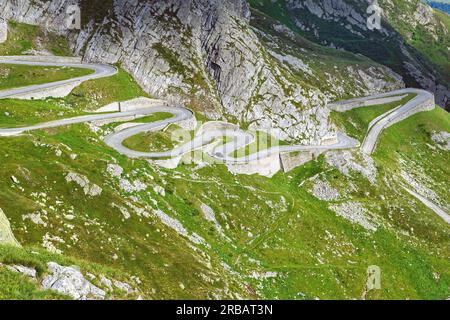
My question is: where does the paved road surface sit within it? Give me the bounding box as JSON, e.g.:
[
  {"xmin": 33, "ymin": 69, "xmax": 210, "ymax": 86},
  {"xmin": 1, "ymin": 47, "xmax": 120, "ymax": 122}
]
[{"xmin": 332, "ymin": 88, "xmax": 434, "ymax": 154}]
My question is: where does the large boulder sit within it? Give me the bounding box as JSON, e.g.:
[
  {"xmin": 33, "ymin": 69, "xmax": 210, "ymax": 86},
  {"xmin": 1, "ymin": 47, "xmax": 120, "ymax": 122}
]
[{"xmin": 0, "ymin": 207, "xmax": 20, "ymax": 247}]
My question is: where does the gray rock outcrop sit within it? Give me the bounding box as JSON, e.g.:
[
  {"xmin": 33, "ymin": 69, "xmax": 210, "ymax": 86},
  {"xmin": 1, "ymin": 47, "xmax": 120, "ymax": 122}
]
[
  {"xmin": 6, "ymin": 264, "xmax": 37, "ymax": 278},
  {"xmin": 0, "ymin": 207, "xmax": 20, "ymax": 247},
  {"xmin": 330, "ymin": 202, "xmax": 379, "ymax": 231},
  {"xmin": 0, "ymin": 17, "xmax": 7, "ymax": 43},
  {"xmin": 65, "ymin": 172, "xmax": 102, "ymax": 197},
  {"xmin": 311, "ymin": 178, "xmax": 340, "ymax": 201},
  {"xmin": 432, "ymin": 131, "xmax": 450, "ymax": 151}
]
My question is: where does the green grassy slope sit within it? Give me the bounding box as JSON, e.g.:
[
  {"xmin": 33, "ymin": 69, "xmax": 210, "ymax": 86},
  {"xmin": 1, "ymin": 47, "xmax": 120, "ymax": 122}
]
[
  {"xmin": 0, "ymin": 99, "xmax": 448, "ymax": 299},
  {"xmin": 0, "ymin": 64, "xmax": 94, "ymax": 91},
  {"xmin": 122, "ymin": 123, "xmax": 185, "ymax": 153},
  {"xmin": 374, "ymin": 107, "xmax": 450, "ymax": 202},
  {"xmin": 0, "ymin": 21, "xmax": 72, "ymax": 56},
  {"xmin": 0, "ymin": 67, "xmax": 148, "ymax": 129}
]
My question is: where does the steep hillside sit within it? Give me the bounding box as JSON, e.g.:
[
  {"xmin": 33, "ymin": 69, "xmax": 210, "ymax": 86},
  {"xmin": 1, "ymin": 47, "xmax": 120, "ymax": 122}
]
[
  {"xmin": 0, "ymin": 2, "xmax": 449, "ymax": 301},
  {"xmin": 1, "ymin": 84, "xmax": 449, "ymax": 299},
  {"xmin": 0, "ymin": 0, "xmax": 404, "ymax": 143},
  {"xmin": 249, "ymin": 0, "xmax": 450, "ymax": 111}
]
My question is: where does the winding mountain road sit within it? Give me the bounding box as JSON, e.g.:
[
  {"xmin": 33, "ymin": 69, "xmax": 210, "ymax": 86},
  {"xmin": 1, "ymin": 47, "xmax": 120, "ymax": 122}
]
[
  {"xmin": 0, "ymin": 56, "xmax": 117, "ymax": 99},
  {"xmin": 0, "ymin": 56, "xmax": 435, "ymax": 163},
  {"xmin": 331, "ymin": 88, "xmax": 435, "ymax": 154},
  {"xmin": 0, "ymin": 56, "xmax": 446, "ymax": 225}
]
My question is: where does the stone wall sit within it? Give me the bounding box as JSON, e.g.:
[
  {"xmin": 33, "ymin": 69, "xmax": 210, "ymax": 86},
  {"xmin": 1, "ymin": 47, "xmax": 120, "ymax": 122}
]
[
  {"xmin": 383, "ymin": 96, "xmax": 435, "ymax": 132},
  {"xmin": 328, "ymin": 94, "xmax": 408, "ymax": 112},
  {"xmin": 226, "ymin": 153, "xmax": 281, "ymax": 178},
  {"xmin": 280, "ymin": 152, "xmax": 314, "ymax": 173}
]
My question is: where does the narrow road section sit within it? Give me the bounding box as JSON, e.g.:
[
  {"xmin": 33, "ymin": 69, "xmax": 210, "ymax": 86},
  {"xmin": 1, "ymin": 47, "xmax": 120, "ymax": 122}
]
[
  {"xmin": 403, "ymin": 186, "xmax": 450, "ymax": 225},
  {"xmin": 0, "ymin": 56, "xmax": 117, "ymax": 99}
]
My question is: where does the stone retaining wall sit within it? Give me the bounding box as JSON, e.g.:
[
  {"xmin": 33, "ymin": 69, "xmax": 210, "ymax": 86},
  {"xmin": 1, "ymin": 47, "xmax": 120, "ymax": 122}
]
[
  {"xmin": 328, "ymin": 94, "xmax": 407, "ymax": 112},
  {"xmin": 95, "ymin": 97, "xmax": 166, "ymax": 113},
  {"xmin": 226, "ymin": 153, "xmax": 281, "ymax": 178},
  {"xmin": 383, "ymin": 96, "xmax": 435, "ymax": 131},
  {"xmin": 0, "ymin": 55, "xmax": 82, "ymax": 63},
  {"xmin": 280, "ymin": 152, "xmax": 313, "ymax": 173},
  {"xmin": 197, "ymin": 121, "xmax": 239, "ymax": 135},
  {"xmin": 7, "ymin": 81, "xmax": 81, "ymax": 100}
]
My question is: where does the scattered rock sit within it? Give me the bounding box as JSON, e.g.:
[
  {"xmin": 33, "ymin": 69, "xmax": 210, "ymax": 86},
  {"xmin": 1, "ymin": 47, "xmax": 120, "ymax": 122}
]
[
  {"xmin": 119, "ymin": 178, "xmax": 147, "ymax": 193},
  {"xmin": 42, "ymin": 233, "xmax": 65, "ymax": 254},
  {"xmin": 42, "ymin": 262, "xmax": 106, "ymax": 300},
  {"xmin": 311, "ymin": 178, "xmax": 340, "ymax": 201},
  {"xmin": 432, "ymin": 131, "xmax": 450, "ymax": 151},
  {"xmin": 201, "ymin": 204, "xmax": 216, "ymax": 223},
  {"xmin": 330, "ymin": 202, "xmax": 378, "ymax": 232},
  {"xmin": 154, "ymin": 210, "xmax": 207, "ymax": 246},
  {"xmin": 325, "ymin": 151, "xmax": 377, "ymax": 184},
  {"xmin": 200, "ymin": 203, "xmax": 227, "ymax": 238},
  {"xmin": 22, "ymin": 212, "xmax": 47, "ymax": 227},
  {"xmin": 153, "ymin": 186, "xmax": 166, "ymax": 197},
  {"xmin": 65, "ymin": 172, "xmax": 102, "ymax": 197},
  {"xmin": 112, "ymin": 203, "xmax": 131, "ymax": 220},
  {"xmin": 113, "ymin": 280, "xmax": 135, "ymax": 294}
]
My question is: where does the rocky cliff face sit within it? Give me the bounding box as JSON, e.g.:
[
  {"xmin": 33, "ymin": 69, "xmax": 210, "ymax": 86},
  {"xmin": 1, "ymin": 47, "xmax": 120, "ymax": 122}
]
[
  {"xmin": 261, "ymin": 0, "xmax": 450, "ymax": 110},
  {"xmin": 0, "ymin": 0, "xmax": 404, "ymax": 142}
]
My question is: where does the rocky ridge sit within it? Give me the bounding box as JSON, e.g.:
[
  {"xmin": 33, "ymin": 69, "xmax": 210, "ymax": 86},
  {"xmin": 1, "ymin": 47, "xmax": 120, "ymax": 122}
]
[{"xmin": 263, "ymin": 0, "xmax": 450, "ymax": 110}]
